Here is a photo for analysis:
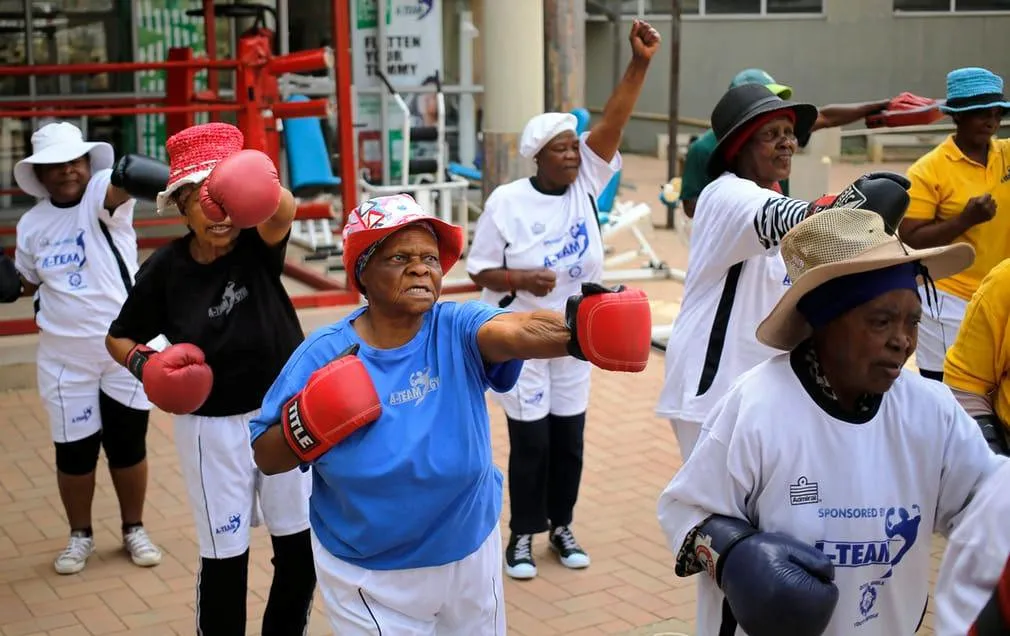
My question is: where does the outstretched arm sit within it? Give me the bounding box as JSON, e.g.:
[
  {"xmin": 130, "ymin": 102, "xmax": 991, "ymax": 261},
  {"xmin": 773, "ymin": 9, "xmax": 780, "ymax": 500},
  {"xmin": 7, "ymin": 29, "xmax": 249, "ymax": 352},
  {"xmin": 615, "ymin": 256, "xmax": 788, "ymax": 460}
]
[
  {"xmin": 812, "ymin": 100, "xmax": 889, "ymax": 131},
  {"xmin": 585, "ymin": 19, "xmax": 660, "ymax": 163},
  {"xmin": 476, "ymin": 311, "xmax": 570, "ymax": 364},
  {"xmin": 476, "ymin": 282, "xmax": 652, "ymax": 373}
]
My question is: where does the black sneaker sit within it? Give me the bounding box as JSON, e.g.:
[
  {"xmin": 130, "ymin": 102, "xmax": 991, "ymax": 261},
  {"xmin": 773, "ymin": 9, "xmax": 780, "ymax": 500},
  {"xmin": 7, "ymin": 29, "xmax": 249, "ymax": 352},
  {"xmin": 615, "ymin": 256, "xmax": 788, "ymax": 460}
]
[
  {"xmin": 505, "ymin": 533, "xmax": 537, "ymax": 580},
  {"xmin": 549, "ymin": 525, "xmax": 591, "ymax": 569}
]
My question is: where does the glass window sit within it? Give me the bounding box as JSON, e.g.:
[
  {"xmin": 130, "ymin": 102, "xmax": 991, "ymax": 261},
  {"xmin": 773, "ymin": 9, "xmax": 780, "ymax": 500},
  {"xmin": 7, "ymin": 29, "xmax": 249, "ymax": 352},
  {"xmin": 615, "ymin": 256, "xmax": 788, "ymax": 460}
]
[
  {"xmin": 0, "ymin": 0, "xmax": 27, "ymax": 95},
  {"xmin": 956, "ymin": 0, "xmax": 1010, "ymax": 10},
  {"xmin": 767, "ymin": 0, "xmax": 823, "ymax": 13},
  {"xmin": 706, "ymin": 0, "xmax": 762, "ymax": 14},
  {"xmin": 894, "ymin": 0, "xmax": 949, "ymax": 10},
  {"xmin": 586, "ymin": 0, "xmax": 641, "ymax": 14},
  {"xmin": 644, "ymin": 0, "xmax": 701, "ymax": 14},
  {"xmin": 31, "ymin": 0, "xmax": 133, "ymax": 97}
]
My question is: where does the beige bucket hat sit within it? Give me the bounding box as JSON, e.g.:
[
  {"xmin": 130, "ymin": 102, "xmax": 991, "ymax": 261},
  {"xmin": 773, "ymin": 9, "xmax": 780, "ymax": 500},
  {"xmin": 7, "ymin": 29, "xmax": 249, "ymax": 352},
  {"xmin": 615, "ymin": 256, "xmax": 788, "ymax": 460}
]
[{"xmin": 756, "ymin": 207, "xmax": 975, "ymax": 351}]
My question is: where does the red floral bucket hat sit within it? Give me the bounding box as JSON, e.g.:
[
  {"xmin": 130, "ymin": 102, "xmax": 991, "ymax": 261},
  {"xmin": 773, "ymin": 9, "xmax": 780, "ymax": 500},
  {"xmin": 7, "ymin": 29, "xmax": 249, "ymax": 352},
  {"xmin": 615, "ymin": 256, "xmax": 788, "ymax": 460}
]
[
  {"xmin": 155, "ymin": 122, "xmax": 245, "ymax": 214},
  {"xmin": 342, "ymin": 194, "xmax": 465, "ymax": 294}
]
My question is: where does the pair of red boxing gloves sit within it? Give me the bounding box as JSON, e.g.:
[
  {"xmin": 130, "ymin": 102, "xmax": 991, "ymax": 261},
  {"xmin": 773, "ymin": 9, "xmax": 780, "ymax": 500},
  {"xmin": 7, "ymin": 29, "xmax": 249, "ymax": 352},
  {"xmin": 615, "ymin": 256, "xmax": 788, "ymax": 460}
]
[
  {"xmin": 123, "ymin": 149, "xmax": 284, "ymax": 415},
  {"xmin": 280, "ymin": 283, "xmax": 653, "ymax": 464}
]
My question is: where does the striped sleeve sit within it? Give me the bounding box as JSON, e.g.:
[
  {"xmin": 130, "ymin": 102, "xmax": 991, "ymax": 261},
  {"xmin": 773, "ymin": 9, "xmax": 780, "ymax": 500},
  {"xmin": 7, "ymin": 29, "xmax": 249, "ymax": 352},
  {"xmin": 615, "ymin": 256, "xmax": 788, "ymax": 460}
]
[
  {"xmin": 752, "ymin": 196, "xmax": 810, "ymax": 250},
  {"xmin": 970, "ymin": 553, "xmax": 1010, "ymax": 636}
]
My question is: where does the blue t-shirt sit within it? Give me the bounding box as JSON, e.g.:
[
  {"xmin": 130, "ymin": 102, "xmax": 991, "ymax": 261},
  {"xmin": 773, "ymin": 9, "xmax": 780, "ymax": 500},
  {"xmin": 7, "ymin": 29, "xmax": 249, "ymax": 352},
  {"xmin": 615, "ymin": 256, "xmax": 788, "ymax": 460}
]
[{"xmin": 250, "ymin": 300, "xmax": 523, "ymax": 571}]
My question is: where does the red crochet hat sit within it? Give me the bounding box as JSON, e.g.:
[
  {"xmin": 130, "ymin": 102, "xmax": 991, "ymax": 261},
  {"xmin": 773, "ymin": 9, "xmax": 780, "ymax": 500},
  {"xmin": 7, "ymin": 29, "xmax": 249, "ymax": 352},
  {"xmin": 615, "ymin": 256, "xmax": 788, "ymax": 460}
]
[{"xmin": 156, "ymin": 122, "xmax": 245, "ymax": 214}]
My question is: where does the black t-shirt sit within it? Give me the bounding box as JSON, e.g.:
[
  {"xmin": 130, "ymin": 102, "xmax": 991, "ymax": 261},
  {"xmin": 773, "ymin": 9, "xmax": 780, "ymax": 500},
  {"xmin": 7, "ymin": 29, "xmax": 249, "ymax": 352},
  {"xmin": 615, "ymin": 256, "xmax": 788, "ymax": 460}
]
[{"xmin": 109, "ymin": 229, "xmax": 305, "ymax": 417}]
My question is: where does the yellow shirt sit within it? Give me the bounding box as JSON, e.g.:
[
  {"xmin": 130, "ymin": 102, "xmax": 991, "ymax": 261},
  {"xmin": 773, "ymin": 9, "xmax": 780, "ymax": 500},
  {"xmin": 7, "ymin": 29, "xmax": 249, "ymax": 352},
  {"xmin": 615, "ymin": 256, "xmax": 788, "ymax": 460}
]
[
  {"xmin": 945, "ymin": 257, "xmax": 1010, "ymax": 424},
  {"xmin": 905, "ymin": 135, "xmax": 1010, "ymax": 301}
]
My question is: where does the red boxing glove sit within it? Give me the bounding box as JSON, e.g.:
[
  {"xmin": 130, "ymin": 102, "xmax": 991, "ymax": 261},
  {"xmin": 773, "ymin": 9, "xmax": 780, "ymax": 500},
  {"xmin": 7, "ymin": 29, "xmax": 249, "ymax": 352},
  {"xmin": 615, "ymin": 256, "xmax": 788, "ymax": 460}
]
[
  {"xmin": 199, "ymin": 149, "xmax": 282, "ymax": 227},
  {"xmin": 127, "ymin": 343, "xmax": 213, "ymax": 415},
  {"xmin": 565, "ymin": 283, "xmax": 652, "ymax": 372},
  {"xmin": 281, "ymin": 344, "xmax": 383, "ymax": 463},
  {"xmin": 865, "ymin": 92, "xmax": 943, "ymax": 129}
]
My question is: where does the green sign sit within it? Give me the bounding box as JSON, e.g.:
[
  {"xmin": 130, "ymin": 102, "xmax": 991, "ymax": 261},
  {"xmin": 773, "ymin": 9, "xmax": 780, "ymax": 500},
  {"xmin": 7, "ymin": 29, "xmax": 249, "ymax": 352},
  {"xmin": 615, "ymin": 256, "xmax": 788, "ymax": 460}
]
[
  {"xmin": 355, "ymin": 0, "xmax": 393, "ymax": 29},
  {"xmin": 134, "ymin": 0, "xmax": 208, "ymax": 160}
]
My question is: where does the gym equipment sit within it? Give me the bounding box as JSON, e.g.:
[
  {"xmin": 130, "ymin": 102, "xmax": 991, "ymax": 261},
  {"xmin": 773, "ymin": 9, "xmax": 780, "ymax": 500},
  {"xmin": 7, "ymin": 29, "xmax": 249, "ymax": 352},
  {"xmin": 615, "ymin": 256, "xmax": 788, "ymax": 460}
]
[
  {"xmin": 281, "ymin": 94, "xmax": 344, "ymax": 261},
  {"xmin": 362, "ymin": 70, "xmax": 471, "ymax": 257},
  {"xmin": 0, "ymin": 0, "xmax": 361, "ymax": 336}
]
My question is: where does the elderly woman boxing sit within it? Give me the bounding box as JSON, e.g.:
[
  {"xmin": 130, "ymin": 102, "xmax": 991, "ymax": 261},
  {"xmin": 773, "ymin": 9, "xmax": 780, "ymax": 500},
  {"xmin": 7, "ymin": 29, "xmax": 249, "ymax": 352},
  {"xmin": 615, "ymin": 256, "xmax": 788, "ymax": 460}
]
[
  {"xmin": 657, "ymin": 207, "xmax": 1004, "ymax": 636},
  {"xmin": 465, "ymin": 17, "xmax": 660, "ymax": 580},
  {"xmin": 248, "ymin": 194, "xmax": 651, "ymax": 635},
  {"xmin": 105, "ymin": 123, "xmax": 315, "ymax": 636},
  {"xmin": 11, "ymin": 121, "xmax": 168, "ymax": 575},
  {"xmin": 654, "ymin": 82, "xmax": 913, "ymax": 462}
]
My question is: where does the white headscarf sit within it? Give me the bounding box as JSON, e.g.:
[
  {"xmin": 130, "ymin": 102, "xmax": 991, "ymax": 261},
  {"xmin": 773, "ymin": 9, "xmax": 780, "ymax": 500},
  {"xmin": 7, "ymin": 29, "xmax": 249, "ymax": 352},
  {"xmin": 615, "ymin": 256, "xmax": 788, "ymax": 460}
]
[{"xmin": 519, "ymin": 112, "xmax": 578, "ymax": 159}]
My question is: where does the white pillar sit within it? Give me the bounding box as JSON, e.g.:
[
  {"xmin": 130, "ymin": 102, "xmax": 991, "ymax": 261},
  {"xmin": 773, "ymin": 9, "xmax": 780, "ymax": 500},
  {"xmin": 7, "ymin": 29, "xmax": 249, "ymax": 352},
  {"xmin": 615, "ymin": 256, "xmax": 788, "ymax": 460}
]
[{"xmin": 481, "ymin": 0, "xmax": 544, "ymax": 201}]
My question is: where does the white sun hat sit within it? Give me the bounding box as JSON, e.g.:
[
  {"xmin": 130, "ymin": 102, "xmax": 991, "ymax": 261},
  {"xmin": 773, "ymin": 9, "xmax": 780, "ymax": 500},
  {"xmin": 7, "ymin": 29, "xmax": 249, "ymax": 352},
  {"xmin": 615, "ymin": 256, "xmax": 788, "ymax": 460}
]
[{"xmin": 13, "ymin": 122, "xmax": 114, "ymax": 199}]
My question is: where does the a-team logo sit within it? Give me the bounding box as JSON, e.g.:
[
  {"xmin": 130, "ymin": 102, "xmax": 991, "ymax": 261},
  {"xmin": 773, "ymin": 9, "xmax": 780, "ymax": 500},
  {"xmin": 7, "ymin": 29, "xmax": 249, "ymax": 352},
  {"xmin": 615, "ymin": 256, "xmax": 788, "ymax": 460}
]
[
  {"xmin": 523, "ymin": 390, "xmax": 544, "ymax": 405},
  {"xmin": 542, "ymin": 221, "xmax": 590, "ymax": 269},
  {"xmin": 788, "ymin": 476, "xmax": 820, "ymax": 505},
  {"xmin": 814, "ymin": 504, "xmax": 922, "ymax": 627},
  {"xmin": 388, "ymin": 367, "xmax": 440, "ymax": 406},
  {"xmin": 70, "ymin": 406, "xmax": 93, "ymax": 424},
  {"xmin": 39, "ymin": 230, "xmax": 88, "ymax": 290},
  {"xmin": 214, "ymin": 513, "xmax": 242, "ymax": 535}
]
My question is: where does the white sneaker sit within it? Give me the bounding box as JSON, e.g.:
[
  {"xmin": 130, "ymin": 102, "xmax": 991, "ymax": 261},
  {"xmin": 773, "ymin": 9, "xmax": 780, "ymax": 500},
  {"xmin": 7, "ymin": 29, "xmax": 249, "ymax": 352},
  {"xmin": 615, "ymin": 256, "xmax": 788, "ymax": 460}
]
[
  {"xmin": 123, "ymin": 526, "xmax": 163, "ymax": 567},
  {"xmin": 54, "ymin": 532, "xmax": 95, "ymax": 575}
]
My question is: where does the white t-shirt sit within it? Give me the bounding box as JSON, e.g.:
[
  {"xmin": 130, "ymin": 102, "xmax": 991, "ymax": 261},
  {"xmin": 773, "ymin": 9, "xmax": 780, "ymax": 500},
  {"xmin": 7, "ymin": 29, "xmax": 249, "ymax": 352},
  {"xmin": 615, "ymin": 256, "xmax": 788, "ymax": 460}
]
[
  {"xmin": 934, "ymin": 459, "xmax": 1010, "ymax": 635},
  {"xmin": 655, "ymin": 172, "xmax": 809, "ymax": 423},
  {"xmin": 15, "ymin": 168, "xmax": 140, "ymax": 338},
  {"xmin": 465, "ymin": 132, "xmax": 620, "ymax": 314},
  {"xmin": 657, "ymin": 353, "xmax": 1003, "ymax": 636}
]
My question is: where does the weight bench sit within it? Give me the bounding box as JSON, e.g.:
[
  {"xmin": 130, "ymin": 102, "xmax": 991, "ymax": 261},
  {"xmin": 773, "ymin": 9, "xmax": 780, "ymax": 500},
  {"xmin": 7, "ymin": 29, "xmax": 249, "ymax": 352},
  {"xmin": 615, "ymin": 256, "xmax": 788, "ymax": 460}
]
[{"xmin": 282, "ymin": 94, "xmax": 342, "ymax": 261}]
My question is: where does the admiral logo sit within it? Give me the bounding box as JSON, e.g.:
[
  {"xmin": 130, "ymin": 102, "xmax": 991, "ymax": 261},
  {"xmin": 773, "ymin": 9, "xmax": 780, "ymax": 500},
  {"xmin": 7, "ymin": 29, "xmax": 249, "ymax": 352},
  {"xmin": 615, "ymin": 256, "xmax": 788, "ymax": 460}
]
[
  {"xmin": 286, "ymin": 400, "xmax": 317, "ymax": 450},
  {"xmin": 789, "ymin": 476, "xmax": 820, "ymax": 505}
]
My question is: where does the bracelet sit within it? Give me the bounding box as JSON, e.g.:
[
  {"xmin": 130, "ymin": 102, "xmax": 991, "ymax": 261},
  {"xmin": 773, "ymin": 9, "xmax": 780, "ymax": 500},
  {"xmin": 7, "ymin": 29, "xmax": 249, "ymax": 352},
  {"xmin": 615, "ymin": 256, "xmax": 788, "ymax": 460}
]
[{"xmin": 504, "ymin": 269, "xmax": 514, "ymax": 292}]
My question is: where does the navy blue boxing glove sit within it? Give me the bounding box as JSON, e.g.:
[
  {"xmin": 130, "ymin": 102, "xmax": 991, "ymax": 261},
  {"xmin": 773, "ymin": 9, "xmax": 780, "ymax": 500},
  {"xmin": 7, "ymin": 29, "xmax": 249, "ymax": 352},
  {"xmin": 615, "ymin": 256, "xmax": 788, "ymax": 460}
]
[{"xmin": 690, "ymin": 515, "xmax": 839, "ymax": 636}]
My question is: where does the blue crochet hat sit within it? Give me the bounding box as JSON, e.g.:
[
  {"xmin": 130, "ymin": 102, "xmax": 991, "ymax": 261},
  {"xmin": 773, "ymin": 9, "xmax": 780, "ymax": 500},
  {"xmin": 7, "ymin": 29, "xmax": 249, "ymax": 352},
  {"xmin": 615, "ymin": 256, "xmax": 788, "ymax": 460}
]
[{"xmin": 940, "ymin": 67, "xmax": 1010, "ymax": 114}]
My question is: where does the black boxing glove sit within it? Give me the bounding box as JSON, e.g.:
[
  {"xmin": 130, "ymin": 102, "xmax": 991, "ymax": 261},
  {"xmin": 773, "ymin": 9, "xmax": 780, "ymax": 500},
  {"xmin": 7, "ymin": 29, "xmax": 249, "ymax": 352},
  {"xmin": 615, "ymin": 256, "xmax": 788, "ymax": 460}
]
[
  {"xmin": 0, "ymin": 255, "xmax": 22, "ymax": 304},
  {"xmin": 686, "ymin": 515, "xmax": 839, "ymax": 636},
  {"xmin": 975, "ymin": 414, "xmax": 1010, "ymax": 456},
  {"xmin": 111, "ymin": 154, "xmax": 170, "ymax": 202},
  {"xmin": 809, "ymin": 171, "xmax": 911, "ymax": 235}
]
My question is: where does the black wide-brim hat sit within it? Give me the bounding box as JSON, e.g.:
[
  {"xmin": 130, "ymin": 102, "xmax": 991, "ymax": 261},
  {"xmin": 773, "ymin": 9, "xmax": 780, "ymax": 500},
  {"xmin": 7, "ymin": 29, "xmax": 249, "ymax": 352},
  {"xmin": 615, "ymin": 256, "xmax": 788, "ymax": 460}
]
[{"xmin": 707, "ymin": 83, "xmax": 819, "ymax": 179}]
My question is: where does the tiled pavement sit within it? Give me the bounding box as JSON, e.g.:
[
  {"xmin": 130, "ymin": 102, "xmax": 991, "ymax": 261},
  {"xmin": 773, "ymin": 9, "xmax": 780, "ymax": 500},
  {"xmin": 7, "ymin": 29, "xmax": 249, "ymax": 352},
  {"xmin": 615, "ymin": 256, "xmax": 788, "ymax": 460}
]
[{"xmin": 0, "ymin": 155, "xmax": 951, "ymax": 636}]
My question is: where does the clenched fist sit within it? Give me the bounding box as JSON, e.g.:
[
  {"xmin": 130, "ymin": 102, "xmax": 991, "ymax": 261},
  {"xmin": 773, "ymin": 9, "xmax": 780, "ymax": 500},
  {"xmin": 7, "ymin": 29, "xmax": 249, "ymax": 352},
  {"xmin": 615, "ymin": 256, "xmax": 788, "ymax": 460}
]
[
  {"xmin": 962, "ymin": 193, "xmax": 997, "ymax": 227},
  {"xmin": 629, "ymin": 19, "xmax": 661, "ymax": 61}
]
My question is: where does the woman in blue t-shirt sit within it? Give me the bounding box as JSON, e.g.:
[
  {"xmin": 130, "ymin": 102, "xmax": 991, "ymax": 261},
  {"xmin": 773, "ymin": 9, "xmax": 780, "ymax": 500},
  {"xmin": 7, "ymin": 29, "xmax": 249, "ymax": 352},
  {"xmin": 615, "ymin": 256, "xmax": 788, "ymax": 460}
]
[{"xmin": 248, "ymin": 193, "xmax": 652, "ymax": 635}]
